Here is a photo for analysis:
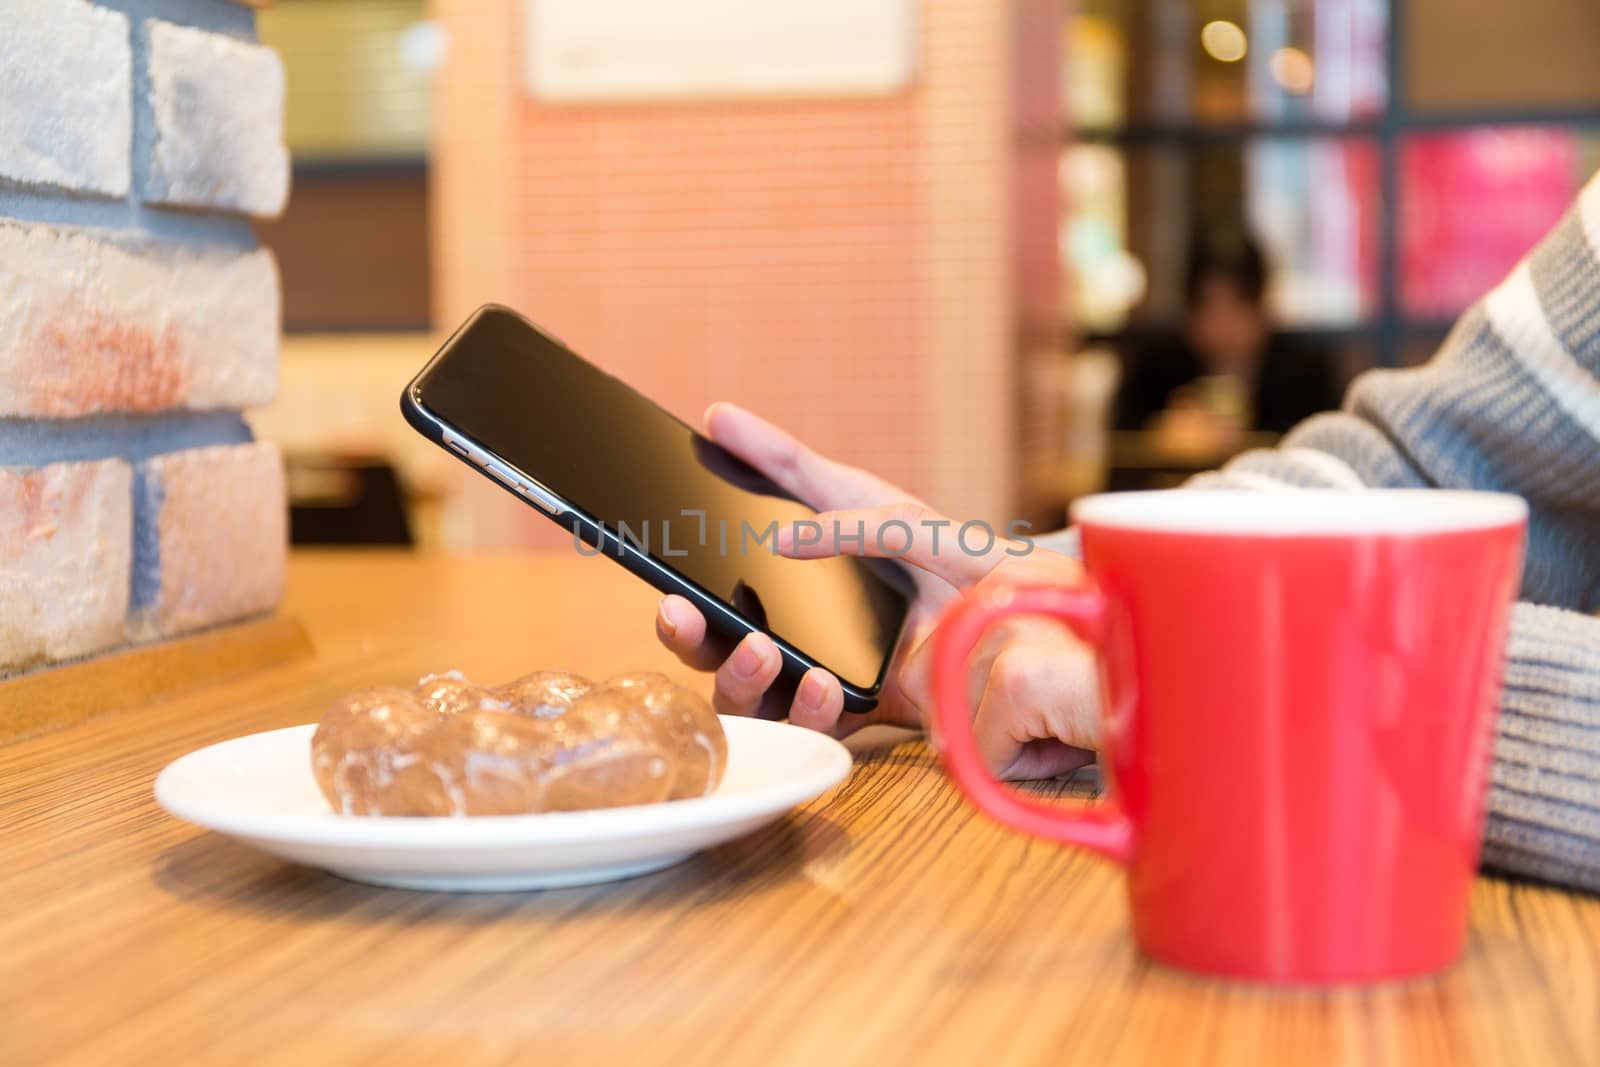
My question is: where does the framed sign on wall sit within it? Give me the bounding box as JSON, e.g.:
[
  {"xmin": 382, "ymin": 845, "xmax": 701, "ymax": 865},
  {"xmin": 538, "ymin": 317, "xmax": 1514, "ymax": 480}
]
[{"xmin": 522, "ymin": 0, "xmax": 916, "ymax": 102}]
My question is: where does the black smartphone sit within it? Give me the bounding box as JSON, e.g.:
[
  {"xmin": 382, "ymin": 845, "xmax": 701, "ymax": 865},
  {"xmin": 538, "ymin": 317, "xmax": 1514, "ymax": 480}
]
[{"xmin": 401, "ymin": 305, "xmax": 912, "ymax": 711}]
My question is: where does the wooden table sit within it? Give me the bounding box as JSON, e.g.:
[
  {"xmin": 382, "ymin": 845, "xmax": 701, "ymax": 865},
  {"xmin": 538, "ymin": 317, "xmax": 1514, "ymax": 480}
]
[{"xmin": 4, "ymin": 553, "xmax": 1598, "ymax": 1066}]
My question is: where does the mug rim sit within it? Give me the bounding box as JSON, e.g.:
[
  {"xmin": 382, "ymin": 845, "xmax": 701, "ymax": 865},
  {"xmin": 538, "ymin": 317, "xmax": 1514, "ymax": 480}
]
[{"xmin": 1070, "ymin": 489, "xmax": 1528, "ymax": 537}]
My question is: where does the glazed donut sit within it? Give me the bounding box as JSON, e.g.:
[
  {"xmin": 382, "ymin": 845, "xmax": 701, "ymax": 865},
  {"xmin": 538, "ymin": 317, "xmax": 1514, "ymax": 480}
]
[
  {"xmin": 310, "ymin": 687, "xmax": 444, "ymax": 816},
  {"xmin": 311, "ymin": 670, "xmax": 726, "ymax": 816},
  {"xmin": 576, "ymin": 672, "xmax": 728, "ymax": 800},
  {"xmin": 495, "ymin": 670, "xmax": 594, "ymax": 719},
  {"xmin": 414, "ymin": 670, "xmax": 512, "ymax": 716}
]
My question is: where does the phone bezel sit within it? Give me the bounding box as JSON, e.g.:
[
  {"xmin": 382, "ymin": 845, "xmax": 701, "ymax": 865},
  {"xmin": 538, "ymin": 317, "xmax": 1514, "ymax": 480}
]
[{"xmin": 399, "ymin": 304, "xmax": 903, "ymax": 712}]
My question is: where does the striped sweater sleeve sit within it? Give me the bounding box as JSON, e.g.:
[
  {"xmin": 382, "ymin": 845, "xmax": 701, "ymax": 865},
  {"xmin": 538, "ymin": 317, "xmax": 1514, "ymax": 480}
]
[{"xmin": 1176, "ymin": 173, "xmax": 1600, "ymax": 893}]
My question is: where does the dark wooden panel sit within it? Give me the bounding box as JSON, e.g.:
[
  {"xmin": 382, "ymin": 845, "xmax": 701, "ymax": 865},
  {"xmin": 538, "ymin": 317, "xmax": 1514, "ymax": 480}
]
[{"xmin": 255, "ymin": 163, "xmax": 432, "ymax": 332}]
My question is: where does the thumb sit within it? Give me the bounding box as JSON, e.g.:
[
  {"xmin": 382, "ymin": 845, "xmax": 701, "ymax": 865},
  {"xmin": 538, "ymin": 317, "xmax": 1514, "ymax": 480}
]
[{"xmin": 704, "ymin": 403, "xmax": 919, "ymax": 512}]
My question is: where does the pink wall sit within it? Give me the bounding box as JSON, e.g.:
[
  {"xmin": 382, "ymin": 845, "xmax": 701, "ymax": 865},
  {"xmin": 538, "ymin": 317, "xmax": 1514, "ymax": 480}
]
[
  {"xmin": 508, "ymin": 100, "xmax": 924, "ymax": 495},
  {"xmin": 432, "ymin": 0, "xmax": 1059, "ymax": 548}
]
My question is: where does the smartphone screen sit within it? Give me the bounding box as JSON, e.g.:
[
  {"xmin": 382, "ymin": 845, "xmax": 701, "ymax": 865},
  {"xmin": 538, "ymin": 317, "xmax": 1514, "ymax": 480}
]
[{"xmin": 410, "ymin": 307, "xmax": 910, "ymax": 693}]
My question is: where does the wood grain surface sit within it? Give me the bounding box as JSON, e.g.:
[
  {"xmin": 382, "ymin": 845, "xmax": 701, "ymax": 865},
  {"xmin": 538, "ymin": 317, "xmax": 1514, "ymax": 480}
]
[
  {"xmin": 2, "ymin": 552, "xmax": 1597, "ymax": 1067},
  {"xmin": 0, "ymin": 616, "xmax": 312, "ymax": 744}
]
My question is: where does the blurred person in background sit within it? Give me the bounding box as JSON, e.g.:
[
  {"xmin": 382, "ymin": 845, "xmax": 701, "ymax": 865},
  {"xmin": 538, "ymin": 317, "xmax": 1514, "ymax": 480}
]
[{"xmin": 1112, "ymin": 227, "xmax": 1343, "ymax": 457}]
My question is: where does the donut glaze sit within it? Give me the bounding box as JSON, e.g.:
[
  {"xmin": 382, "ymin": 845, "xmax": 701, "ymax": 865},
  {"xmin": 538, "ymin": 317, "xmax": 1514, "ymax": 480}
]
[
  {"xmin": 311, "ymin": 670, "xmax": 726, "ymax": 816},
  {"xmin": 578, "ymin": 673, "xmax": 728, "ymax": 800},
  {"xmin": 495, "ymin": 670, "xmax": 594, "ymax": 719}
]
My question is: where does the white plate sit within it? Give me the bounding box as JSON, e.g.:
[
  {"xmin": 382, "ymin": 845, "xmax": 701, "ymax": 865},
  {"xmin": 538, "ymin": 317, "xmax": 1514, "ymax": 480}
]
[{"xmin": 155, "ymin": 716, "xmax": 851, "ymax": 892}]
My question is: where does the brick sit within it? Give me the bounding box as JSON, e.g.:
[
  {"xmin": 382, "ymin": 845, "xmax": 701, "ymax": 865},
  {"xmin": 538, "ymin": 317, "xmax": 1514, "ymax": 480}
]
[
  {"xmin": 0, "ymin": 0, "xmax": 132, "ymax": 197},
  {"xmin": 143, "ymin": 20, "xmax": 290, "ymax": 217},
  {"xmin": 130, "ymin": 441, "xmax": 285, "ymax": 640},
  {"xmin": 0, "ymin": 220, "xmax": 279, "ymax": 418},
  {"xmin": 0, "ymin": 459, "xmax": 132, "ymax": 673}
]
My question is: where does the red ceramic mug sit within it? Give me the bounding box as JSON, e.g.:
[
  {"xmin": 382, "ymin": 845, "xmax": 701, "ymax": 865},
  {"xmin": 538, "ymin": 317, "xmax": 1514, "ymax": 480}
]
[{"xmin": 932, "ymin": 489, "xmax": 1527, "ymax": 983}]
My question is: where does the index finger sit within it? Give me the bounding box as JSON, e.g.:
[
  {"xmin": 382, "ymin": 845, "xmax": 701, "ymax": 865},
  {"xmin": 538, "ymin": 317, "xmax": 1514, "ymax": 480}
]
[{"xmin": 655, "ymin": 595, "xmax": 728, "ymax": 672}]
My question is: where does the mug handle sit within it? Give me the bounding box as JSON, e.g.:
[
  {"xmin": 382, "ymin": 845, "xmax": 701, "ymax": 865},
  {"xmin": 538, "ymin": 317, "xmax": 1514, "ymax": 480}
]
[{"xmin": 932, "ymin": 583, "xmax": 1133, "ymax": 865}]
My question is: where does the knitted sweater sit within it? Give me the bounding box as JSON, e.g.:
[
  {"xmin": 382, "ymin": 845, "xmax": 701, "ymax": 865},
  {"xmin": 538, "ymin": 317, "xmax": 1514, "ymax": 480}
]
[{"xmin": 1050, "ymin": 173, "xmax": 1600, "ymax": 894}]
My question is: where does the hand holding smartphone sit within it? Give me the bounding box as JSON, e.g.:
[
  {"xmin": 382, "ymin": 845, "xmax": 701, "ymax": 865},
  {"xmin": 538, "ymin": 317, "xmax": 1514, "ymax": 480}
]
[{"xmin": 402, "ymin": 306, "xmax": 911, "ymax": 711}]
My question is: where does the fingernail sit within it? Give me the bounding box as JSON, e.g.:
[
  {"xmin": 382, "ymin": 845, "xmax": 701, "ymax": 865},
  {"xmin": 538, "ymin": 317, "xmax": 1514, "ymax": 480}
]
[
  {"xmin": 797, "ymin": 673, "xmax": 826, "ymax": 712},
  {"xmin": 733, "ymin": 637, "xmax": 767, "ymax": 679},
  {"xmin": 656, "ymin": 600, "xmax": 677, "ymax": 637}
]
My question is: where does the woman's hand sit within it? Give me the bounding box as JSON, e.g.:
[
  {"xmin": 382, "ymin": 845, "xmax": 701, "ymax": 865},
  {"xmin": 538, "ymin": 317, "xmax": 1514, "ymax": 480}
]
[
  {"xmin": 655, "ymin": 402, "xmax": 957, "ymax": 735},
  {"xmin": 655, "ymin": 403, "xmax": 1101, "ymax": 780}
]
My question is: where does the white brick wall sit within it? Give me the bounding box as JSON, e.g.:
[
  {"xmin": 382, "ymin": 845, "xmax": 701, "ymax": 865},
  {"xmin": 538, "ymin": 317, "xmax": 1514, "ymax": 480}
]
[
  {"xmin": 0, "ymin": 220, "xmax": 279, "ymax": 417},
  {"xmin": 131, "ymin": 441, "xmax": 286, "ymax": 639},
  {"xmin": 0, "ymin": 0, "xmax": 132, "ymax": 197},
  {"xmin": 0, "ymin": 4, "xmax": 290, "ymax": 678},
  {"xmin": 0, "ymin": 460, "xmax": 132, "ymax": 671},
  {"xmin": 144, "ymin": 19, "xmax": 291, "ymax": 218}
]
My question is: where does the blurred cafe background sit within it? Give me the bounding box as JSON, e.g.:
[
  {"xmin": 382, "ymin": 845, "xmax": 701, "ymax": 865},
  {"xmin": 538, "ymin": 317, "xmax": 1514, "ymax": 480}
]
[{"xmin": 247, "ymin": 0, "xmax": 1600, "ymax": 552}]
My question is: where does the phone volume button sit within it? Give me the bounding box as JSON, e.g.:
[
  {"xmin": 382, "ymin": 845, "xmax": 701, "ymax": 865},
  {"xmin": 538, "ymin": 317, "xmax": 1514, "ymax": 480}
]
[
  {"xmin": 484, "ymin": 461, "xmax": 518, "ymax": 486},
  {"xmin": 485, "ymin": 462, "xmax": 564, "ymax": 515},
  {"xmin": 520, "ymin": 481, "xmax": 566, "ymax": 515}
]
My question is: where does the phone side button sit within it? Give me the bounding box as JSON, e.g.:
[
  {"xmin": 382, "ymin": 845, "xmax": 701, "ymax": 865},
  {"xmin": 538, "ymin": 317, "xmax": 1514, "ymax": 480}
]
[
  {"xmin": 484, "ymin": 461, "xmax": 530, "ymax": 496},
  {"xmin": 519, "ymin": 482, "xmax": 566, "ymax": 516},
  {"xmin": 486, "ymin": 461, "xmax": 564, "ymax": 515}
]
